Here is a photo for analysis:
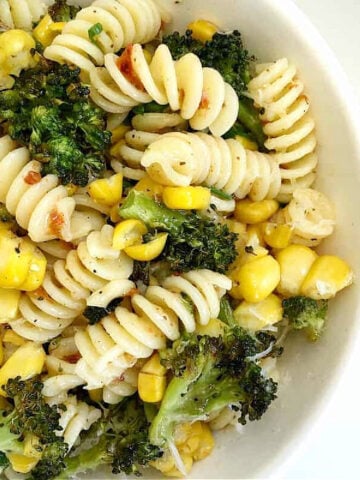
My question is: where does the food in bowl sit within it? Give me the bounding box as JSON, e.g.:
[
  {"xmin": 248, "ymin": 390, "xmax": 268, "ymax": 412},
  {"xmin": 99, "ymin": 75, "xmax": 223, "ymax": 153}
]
[{"xmin": 0, "ymin": 0, "xmax": 354, "ymax": 478}]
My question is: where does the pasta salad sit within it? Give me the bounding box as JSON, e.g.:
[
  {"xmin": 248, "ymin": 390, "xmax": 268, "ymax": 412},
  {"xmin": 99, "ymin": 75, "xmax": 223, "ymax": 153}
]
[{"xmin": 0, "ymin": 0, "xmax": 354, "ymax": 478}]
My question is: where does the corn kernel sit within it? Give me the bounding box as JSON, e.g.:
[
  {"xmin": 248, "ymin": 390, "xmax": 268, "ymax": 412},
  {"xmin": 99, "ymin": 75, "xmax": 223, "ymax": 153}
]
[
  {"xmin": 163, "ymin": 186, "xmax": 211, "ymax": 210},
  {"xmin": 19, "ymin": 248, "xmax": 47, "ymax": 292},
  {"xmin": 235, "ymin": 199, "xmax": 279, "ymax": 224},
  {"xmin": 88, "ymin": 173, "xmax": 123, "ymax": 206},
  {"xmin": 134, "ymin": 175, "xmax": 164, "ymax": 199},
  {"xmin": 111, "ymin": 125, "xmax": 131, "ymax": 144},
  {"xmin": 235, "ymin": 245, "xmax": 268, "ymax": 268},
  {"xmin": 143, "ymin": 49, "xmax": 153, "ymax": 64},
  {"xmin": 232, "ymin": 255, "xmax": 280, "ymax": 303},
  {"xmin": 141, "ymin": 353, "xmax": 166, "ymax": 376},
  {"xmin": 0, "ymin": 30, "xmax": 35, "ymax": 56},
  {"xmin": 112, "ymin": 219, "xmax": 148, "ymax": 250},
  {"xmin": 0, "ymin": 232, "xmax": 35, "ymax": 289},
  {"xmin": 0, "ymin": 288, "xmax": 20, "ymax": 322},
  {"xmin": 3, "ymin": 330, "xmax": 26, "ymax": 346},
  {"xmin": 138, "ymin": 372, "xmax": 167, "ymax": 403},
  {"xmin": 246, "ymin": 223, "xmax": 266, "ymax": 247},
  {"xmin": 89, "ymin": 388, "xmax": 103, "ymax": 403},
  {"xmin": 300, "ymin": 255, "xmax": 353, "ymax": 300},
  {"xmin": 124, "ymin": 233, "xmax": 168, "ymax": 261},
  {"xmin": 151, "ymin": 451, "xmax": 175, "ymax": 474},
  {"xmin": 263, "ymin": 223, "xmax": 293, "ymax": 249},
  {"xmin": 6, "ymin": 453, "xmax": 40, "ymax": 474},
  {"xmin": 187, "ymin": 20, "xmax": 218, "ymax": 42},
  {"xmin": 110, "ymin": 204, "xmax": 122, "ymax": 223},
  {"xmin": 0, "ymin": 342, "xmax": 45, "ymax": 395},
  {"xmin": 192, "ymin": 423, "xmax": 215, "ymax": 461},
  {"xmin": 195, "ymin": 318, "xmax": 226, "ymax": 337},
  {"xmin": 23, "ymin": 435, "xmax": 42, "ymax": 459},
  {"xmin": 235, "ymin": 135, "xmax": 258, "ymax": 151},
  {"xmin": 234, "ymin": 294, "xmax": 283, "ymax": 331},
  {"xmin": 33, "ymin": 14, "xmax": 65, "ymax": 47},
  {"xmin": 275, "ymin": 245, "xmax": 318, "ymax": 297}
]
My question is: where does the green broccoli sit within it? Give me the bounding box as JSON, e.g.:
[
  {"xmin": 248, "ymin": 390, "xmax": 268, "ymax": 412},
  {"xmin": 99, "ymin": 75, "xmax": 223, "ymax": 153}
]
[
  {"xmin": 282, "ymin": 296, "xmax": 329, "ymax": 341},
  {"xmin": 48, "ymin": 0, "xmax": 80, "ymax": 22},
  {"xmin": 0, "ymin": 57, "xmax": 110, "ymax": 186},
  {"xmin": 83, "ymin": 298, "xmax": 122, "ymax": 325},
  {"xmin": 119, "ymin": 190, "xmax": 238, "ymax": 273},
  {"xmin": 0, "ymin": 376, "xmax": 67, "ymax": 477},
  {"xmin": 54, "ymin": 397, "xmax": 162, "ymax": 479},
  {"xmin": 163, "ymin": 30, "xmax": 265, "ymax": 146},
  {"xmin": 149, "ymin": 327, "xmax": 278, "ymax": 449}
]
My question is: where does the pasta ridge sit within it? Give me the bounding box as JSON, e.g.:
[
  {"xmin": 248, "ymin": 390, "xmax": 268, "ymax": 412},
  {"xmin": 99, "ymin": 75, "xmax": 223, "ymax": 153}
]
[
  {"xmin": 247, "ymin": 58, "xmax": 317, "ymax": 202},
  {"xmin": 0, "ymin": 0, "xmax": 46, "ymax": 30},
  {"xmin": 90, "ymin": 44, "xmax": 239, "ymax": 135}
]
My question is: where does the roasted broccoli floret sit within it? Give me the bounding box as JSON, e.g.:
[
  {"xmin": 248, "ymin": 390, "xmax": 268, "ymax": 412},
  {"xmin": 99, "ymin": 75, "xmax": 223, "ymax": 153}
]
[
  {"xmin": 163, "ymin": 29, "xmax": 265, "ymax": 147},
  {"xmin": 0, "ymin": 57, "xmax": 110, "ymax": 186},
  {"xmin": 282, "ymin": 296, "xmax": 329, "ymax": 341},
  {"xmin": 83, "ymin": 298, "xmax": 122, "ymax": 325},
  {"xmin": 119, "ymin": 190, "xmax": 238, "ymax": 273},
  {"xmin": 0, "ymin": 376, "xmax": 67, "ymax": 477},
  {"xmin": 54, "ymin": 397, "xmax": 162, "ymax": 479},
  {"xmin": 48, "ymin": 0, "xmax": 80, "ymax": 22},
  {"xmin": 149, "ymin": 327, "xmax": 278, "ymax": 449}
]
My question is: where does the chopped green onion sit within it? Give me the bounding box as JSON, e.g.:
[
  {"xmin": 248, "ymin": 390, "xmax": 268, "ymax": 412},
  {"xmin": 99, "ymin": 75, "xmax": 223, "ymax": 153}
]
[
  {"xmin": 88, "ymin": 23, "xmax": 103, "ymax": 44},
  {"xmin": 209, "ymin": 186, "xmax": 233, "ymax": 200}
]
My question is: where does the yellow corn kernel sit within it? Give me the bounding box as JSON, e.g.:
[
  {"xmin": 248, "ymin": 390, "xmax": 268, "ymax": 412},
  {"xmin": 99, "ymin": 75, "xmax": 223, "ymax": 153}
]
[
  {"xmin": 23, "ymin": 435, "xmax": 42, "ymax": 459},
  {"xmin": 138, "ymin": 372, "xmax": 167, "ymax": 403},
  {"xmin": 263, "ymin": 223, "xmax": 292, "ymax": 249},
  {"xmin": 195, "ymin": 318, "xmax": 226, "ymax": 337},
  {"xmin": 235, "ymin": 199, "xmax": 279, "ymax": 224},
  {"xmin": 6, "ymin": 453, "xmax": 40, "ymax": 474},
  {"xmin": 193, "ymin": 423, "xmax": 215, "ymax": 461},
  {"xmin": 66, "ymin": 183, "xmax": 77, "ymax": 196},
  {"xmin": 235, "ymin": 135, "xmax": 258, "ymax": 151},
  {"xmin": 235, "ymin": 245, "xmax": 268, "ymax": 268},
  {"xmin": 88, "ymin": 173, "xmax": 123, "ymax": 206},
  {"xmin": 0, "ymin": 30, "xmax": 35, "ymax": 56},
  {"xmin": 112, "ymin": 219, "xmax": 148, "ymax": 250},
  {"xmin": 19, "ymin": 248, "xmax": 47, "ymax": 292},
  {"xmin": 163, "ymin": 186, "xmax": 211, "ymax": 210},
  {"xmin": 111, "ymin": 124, "xmax": 131, "ymax": 144},
  {"xmin": 178, "ymin": 421, "xmax": 202, "ymax": 455},
  {"xmin": 3, "ymin": 330, "xmax": 26, "ymax": 346},
  {"xmin": 275, "ymin": 245, "xmax": 318, "ymax": 297},
  {"xmin": 143, "ymin": 49, "xmax": 153, "ymax": 64},
  {"xmin": 110, "ymin": 204, "xmax": 122, "ymax": 223},
  {"xmin": 124, "ymin": 233, "xmax": 168, "ymax": 261},
  {"xmin": 165, "ymin": 453, "xmax": 193, "ymax": 477},
  {"xmin": 33, "ymin": 14, "xmax": 65, "ymax": 47},
  {"xmin": 234, "ymin": 294, "xmax": 283, "ymax": 331},
  {"xmin": 0, "ymin": 288, "xmax": 21, "ymax": 322},
  {"xmin": 134, "ymin": 175, "xmax": 164, "ymax": 199},
  {"xmin": 0, "ymin": 232, "xmax": 35, "ymax": 289},
  {"xmin": 247, "ymin": 223, "xmax": 266, "ymax": 247},
  {"xmin": 88, "ymin": 388, "xmax": 103, "ymax": 403},
  {"xmin": 232, "ymin": 255, "xmax": 280, "ymax": 303},
  {"xmin": 226, "ymin": 219, "xmax": 247, "ymax": 246},
  {"xmin": 141, "ymin": 353, "xmax": 167, "ymax": 376},
  {"xmin": 151, "ymin": 451, "xmax": 175, "ymax": 474},
  {"xmin": 174, "ymin": 422, "xmax": 193, "ymax": 447},
  {"xmin": 300, "ymin": 255, "xmax": 353, "ymax": 300},
  {"xmin": 0, "ymin": 342, "xmax": 45, "ymax": 395},
  {"xmin": 187, "ymin": 19, "xmax": 218, "ymax": 42}
]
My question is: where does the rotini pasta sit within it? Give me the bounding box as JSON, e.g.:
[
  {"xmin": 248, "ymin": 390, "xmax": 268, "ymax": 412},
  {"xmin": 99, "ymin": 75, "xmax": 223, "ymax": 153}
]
[
  {"xmin": 73, "ymin": 269, "xmax": 231, "ymax": 391},
  {"xmin": 10, "ymin": 225, "xmax": 134, "ymax": 342},
  {"xmin": 44, "ymin": 0, "xmax": 165, "ymax": 80},
  {"xmin": 0, "ymin": 0, "xmax": 46, "ymax": 30},
  {"xmin": 271, "ymin": 188, "xmax": 336, "ymax": 246},
  {"xmin": 90, "ymin": 44, "xmax": 239, "ymax": 135},
  {"xmin": 140, "ymin": 131, "xmax": 282, "ymax": 200},
  {"xmin": 0, "ymin": 136, "xmax": 105, "ymax": 243},
  {"xmin": 247, "ymin": 58, "xmax": 317, "ymax": 202}
]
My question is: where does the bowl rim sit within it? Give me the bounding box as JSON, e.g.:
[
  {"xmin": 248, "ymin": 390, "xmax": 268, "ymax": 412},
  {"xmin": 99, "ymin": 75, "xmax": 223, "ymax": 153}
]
[{"xmin": 253, "ymin": 1, "xmax": 360, "ymax": 477}]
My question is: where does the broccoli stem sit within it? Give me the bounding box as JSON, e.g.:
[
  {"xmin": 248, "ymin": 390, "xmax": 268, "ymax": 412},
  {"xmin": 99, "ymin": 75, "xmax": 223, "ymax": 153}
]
[
  {"xmin": 0, "ymin": 412, "xmax": 24, "ymax": 454},
  {"xmin": 119, "ymin": 190, "xmax": 186, "ymax": 235},
  {"xmin": 238, "ymin": 97, "xmax": 266, "ymax": 147}
]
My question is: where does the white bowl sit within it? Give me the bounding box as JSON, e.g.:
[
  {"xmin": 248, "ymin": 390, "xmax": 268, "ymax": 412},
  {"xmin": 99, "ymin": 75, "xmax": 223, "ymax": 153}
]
[{"xmin": 72, "ymin": 0, "xmax": 360, "ymax": 478}]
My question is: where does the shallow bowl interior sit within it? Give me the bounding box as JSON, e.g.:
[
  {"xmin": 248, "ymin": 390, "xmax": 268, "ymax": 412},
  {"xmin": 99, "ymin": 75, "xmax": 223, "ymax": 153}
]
[{"xmin": 69, "ymin": 0, "xmax": 360, "ymax": 477}]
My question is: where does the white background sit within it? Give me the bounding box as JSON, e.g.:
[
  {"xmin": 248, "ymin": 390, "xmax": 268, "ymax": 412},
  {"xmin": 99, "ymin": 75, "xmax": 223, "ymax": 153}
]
[{"xmin": 281, "ymin": 1, "xmax": 360, "ymax": 479}]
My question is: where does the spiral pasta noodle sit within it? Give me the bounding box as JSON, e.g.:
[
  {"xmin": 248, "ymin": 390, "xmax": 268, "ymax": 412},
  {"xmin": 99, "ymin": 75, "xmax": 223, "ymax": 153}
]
[
  {"xmin": 0, "ymin": 136, "xmax": 105, "ymax": 243},
  {"xmin": 247, "ymin": 58, "xmax": 317, "ymax": 202},
  {"xmin": 10, "ymin": 225, "xmax": 134, "ymax": 342},
  {"xmin": 0, "ymin": 0, "xmax": 46, "ymax": 30},
  {"xmin": 90, "ymin": 43, "xmax": 239, "ymax": 135},
  {"xmin": 140, "ymin": 131, "xmax": 282, "ymax": 200},
  {"xmin": 44, "ymin": 0, "xmax": 165, "ymax": 81},
  {"xmin": 73, "ymin": 269, "xmax": 231, "ymax": 392}
]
